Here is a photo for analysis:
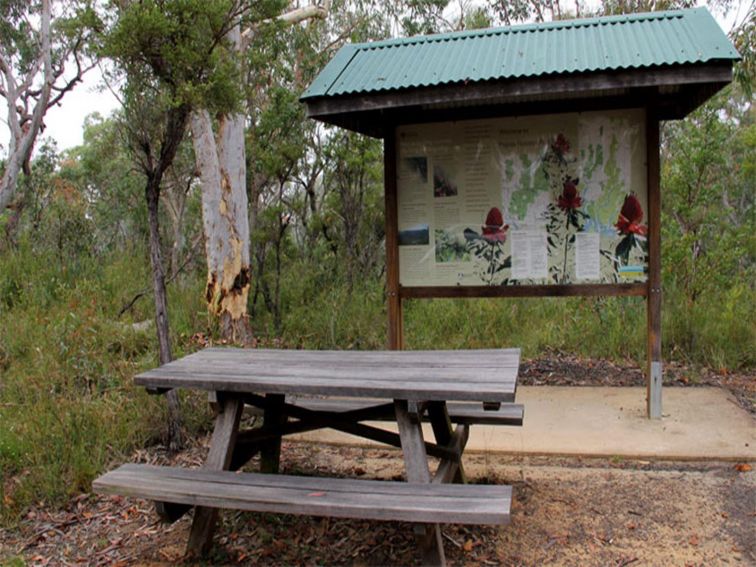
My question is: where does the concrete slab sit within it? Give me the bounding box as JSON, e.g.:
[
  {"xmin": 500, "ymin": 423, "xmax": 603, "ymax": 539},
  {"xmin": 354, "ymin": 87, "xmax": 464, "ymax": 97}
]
[{"xmin": 292, "ymin": 387, "xmax": 756, "ymax": 461}]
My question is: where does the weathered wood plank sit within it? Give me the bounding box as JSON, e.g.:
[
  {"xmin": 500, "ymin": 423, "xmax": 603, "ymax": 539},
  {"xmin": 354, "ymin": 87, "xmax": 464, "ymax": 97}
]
[
  {"xmin": 134, "ymin": 370, "xmax": 517, "ymax": 401},
  {"xmin": 242, "ymin": 395, "xmax": 459, "ymax": 461},
  {"xmin": 98, "ymin": 474, "xmax": 510, "ymax": 520},
  {"xmin": 183, "ymin": 345, "xmax": 521, "ymax": 355},
  {"xmin": 385, "ymin": 129, "xmax": 404, "ymax": 350},
  {"xmin": 432, "ymin": 425, "xmax": 470, "ymax": 485},
  {"xmin": 145, "ymin": 363, "xmax": 519, "ymax": 382},
  {"xmin": 108, "ymin": 463, "xmax": 503, "ymax": 497},
  {"xmin": 245, "ymin": 398, "xmax": 524, "ymax": 426},
  {"xmin": 93, "ymin": 464, "xmax": 512, "ymax": 525},
  {"xmin": 166, "ymin": 347, "xmax": 521, "ymax": 365},
  {"xmin": 401, "ymin": 283, "xmax": 647, "ymax": 298},
  {"xmin": 646, "ymin": 109, "xmax": 663, "ymax": 420},
  {"xmin": 395, "ymin": 400, "xmax": 446, "ymax": 566},
  {"xmin": 161, "ymin": 354, "xmax": 520, "ymax": 371},
  {"xmin": 243, "ymin": 397, "xmax": 396, "ymax": 423},
  {"xmin": 428, "ymin": 402, "xmax": 466, "ymax": 484},
  {"xmin": 186, "ymin": 397, "xmax": 243, "ymax": 556},
  {"xmin": 406, "ymin": 283, "xmax": 647, "ymax": 299},
  {"xmin": 260, "ymin": 394, "xmax": 285, "ymax": 474},
  {"xmin": 395, "ymin": 400, "xmax": 431, "ymax": 484}
]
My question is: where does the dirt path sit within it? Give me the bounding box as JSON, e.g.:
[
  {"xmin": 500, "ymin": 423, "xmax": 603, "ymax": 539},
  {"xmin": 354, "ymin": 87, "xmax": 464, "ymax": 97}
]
[{"xmin": 1, "ymin": 440, "xmax": 753, "ymax": 566}]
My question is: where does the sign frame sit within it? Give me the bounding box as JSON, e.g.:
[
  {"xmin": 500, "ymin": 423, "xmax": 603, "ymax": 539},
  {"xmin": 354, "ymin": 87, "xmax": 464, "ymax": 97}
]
[{"xmin": 384, "ymin": 104, "xmax": 662, "ymax": 418}]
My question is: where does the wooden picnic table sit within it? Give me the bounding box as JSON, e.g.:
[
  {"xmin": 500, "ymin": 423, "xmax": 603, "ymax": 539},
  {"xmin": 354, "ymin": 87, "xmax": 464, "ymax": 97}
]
[{"xmin": 94, "ymin": 347, "xmax": 523, "ymax": 566}]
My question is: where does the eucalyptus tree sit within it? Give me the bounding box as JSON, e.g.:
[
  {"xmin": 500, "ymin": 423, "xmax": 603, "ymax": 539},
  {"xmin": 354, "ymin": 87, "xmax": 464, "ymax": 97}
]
[
  {"xmin": 191, "ymin": 1, "xmax": 330, "ymax": 343},
  {"xmin": 0, "ymin": 0, "xmax": 98, "ymax": 211},
  {"xmin": 103, "ymin": 0, "xmax": 243, "ymax": 449}
]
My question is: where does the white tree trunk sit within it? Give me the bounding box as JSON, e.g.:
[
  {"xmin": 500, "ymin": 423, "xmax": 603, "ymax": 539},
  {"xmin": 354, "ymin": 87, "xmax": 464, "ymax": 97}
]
[
  {"xmin": 191, "ymin": 20, "xmax": 251, "ymax": 342},
  {"xmin": 192, "ymin": 3, "xmax": 329, "ymax": 341},
  {"xmin": 0, "ymin": 0, "xmax": 52, "ymax": 210}
]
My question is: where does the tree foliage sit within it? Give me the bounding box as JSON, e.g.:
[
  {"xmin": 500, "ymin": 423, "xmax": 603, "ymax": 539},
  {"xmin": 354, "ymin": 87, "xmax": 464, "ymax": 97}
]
[
  {"xmin": 662, "ymin": 86, "xmax": 755, "ymax": 304},
  {"xmin": 102, "ymin": 0, "xmax": 242, "ymax": 114}
]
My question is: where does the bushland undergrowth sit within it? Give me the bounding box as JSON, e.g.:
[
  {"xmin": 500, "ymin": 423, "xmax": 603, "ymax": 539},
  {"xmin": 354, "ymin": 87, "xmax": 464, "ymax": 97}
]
[{"xmin": 2, "ymin": 243, "xmax": 751, "ymax": 524}]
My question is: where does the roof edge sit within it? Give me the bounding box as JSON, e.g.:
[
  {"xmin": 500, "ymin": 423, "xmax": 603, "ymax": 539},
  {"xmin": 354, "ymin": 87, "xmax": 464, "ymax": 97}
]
[{"xmin": 341, "ymin": 7, "xmax": 711, "ymax": 52}]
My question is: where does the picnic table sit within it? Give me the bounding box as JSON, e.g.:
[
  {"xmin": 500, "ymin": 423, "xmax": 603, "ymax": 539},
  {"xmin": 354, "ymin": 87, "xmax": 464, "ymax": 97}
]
[{"xmin": 94, "ymin": 347, "xmax": 523, "ymax": 566}]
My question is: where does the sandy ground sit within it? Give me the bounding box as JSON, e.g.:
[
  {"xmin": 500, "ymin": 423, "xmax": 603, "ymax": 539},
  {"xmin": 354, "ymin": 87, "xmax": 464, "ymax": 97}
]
[{"xmin": 1, "ymin": 438, "xmax": 754, "ymax": 566}]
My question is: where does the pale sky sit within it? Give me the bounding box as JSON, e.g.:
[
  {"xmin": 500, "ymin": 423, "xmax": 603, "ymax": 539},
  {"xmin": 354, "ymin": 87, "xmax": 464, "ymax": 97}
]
[
  {"xmin": 42, "ymin": 71, "xmax": 120, "ymax": 151},
  {"xmin": 4, "ymin": 1, "xmax": 747, "ymax": 154}
]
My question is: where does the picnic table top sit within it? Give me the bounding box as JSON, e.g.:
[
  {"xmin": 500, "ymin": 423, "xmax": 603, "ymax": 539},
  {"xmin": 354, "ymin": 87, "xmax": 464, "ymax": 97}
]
[{"xmin": 135, "ymin": 347, "xmax": 520, "ymax": 403}]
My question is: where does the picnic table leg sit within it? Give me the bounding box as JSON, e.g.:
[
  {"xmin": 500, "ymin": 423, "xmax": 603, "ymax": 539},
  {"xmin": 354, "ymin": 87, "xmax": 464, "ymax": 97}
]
[
  {"xmin": 260, "ymin": 393, "xmax": 286, "ymax": 474},
  {"xmin": 395, "ymin": 400, "xmax": 446, "ymax": 567},
  {"xmin": 186, "ymin": 396, "xmax": 244, "ymax": 557},
  {"xmin": 427, "ymin": 401, "xmax": 467, "ymax": 484}
]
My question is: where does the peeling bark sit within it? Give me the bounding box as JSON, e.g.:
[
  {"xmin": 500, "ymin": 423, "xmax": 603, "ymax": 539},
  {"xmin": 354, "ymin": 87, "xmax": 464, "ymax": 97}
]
[
  {"xmin": 192, "ymin": 4, "xmax": 330, "ymax": 342},
  {"xmin": 192, "ymin": 93, "xmax": 251, "ymax": 342}
]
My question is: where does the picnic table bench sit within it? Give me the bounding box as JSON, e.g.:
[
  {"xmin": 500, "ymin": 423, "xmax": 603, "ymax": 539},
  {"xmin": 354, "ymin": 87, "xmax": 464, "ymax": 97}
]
[{"xmin": 93, "ymin": 347, "xmax": 523, "ymax": 566}]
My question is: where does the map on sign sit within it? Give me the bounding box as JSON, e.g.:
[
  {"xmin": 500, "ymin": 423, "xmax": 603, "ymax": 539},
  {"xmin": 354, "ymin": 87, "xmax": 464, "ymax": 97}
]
[{"xmin": 396, "ymin": 109, "xmax": 648, "ymax": 287}]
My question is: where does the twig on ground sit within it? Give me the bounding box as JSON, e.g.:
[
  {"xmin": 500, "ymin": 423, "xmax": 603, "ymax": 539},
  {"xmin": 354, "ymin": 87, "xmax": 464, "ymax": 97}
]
[{"xmin": 442, "ymin": 531, "xmax": 463, "ymax": 548}]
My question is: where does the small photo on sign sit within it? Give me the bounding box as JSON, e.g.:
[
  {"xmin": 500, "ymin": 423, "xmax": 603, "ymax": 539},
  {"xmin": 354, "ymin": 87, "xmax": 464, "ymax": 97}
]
[
  {"xmin": 619, "ymin": 265, "xmax": 645, "ymax": 279},
  {"xmin": 402, "ymin": 156, "xmax": 428, "ymax": 183},
  {"xmin": 433, "ymin": 164, "xmax": 458, "ymax": 197},
  {"xmin": 398, "ymin": 224, "xmax": 430, "ymax": 246},
  {"xmin": 434, "ymin": 229, "xmax": 470, "ymax": 263}
]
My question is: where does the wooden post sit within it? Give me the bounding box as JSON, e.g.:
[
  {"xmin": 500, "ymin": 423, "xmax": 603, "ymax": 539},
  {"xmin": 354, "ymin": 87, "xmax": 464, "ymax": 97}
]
[
  {"xmin": 260, "ymin": 393, "xmax": 286, "ymax": 473},
  {"xmin": 384, "ymin": 128, "xmax": 403, "ymax": 350},
  {"xmin": 395, "ymin": 400, "xmax": 446, "ymax": 566},
  {"xmin": 186, "ymin": 396, "xmax": 244, "ymax": 556},
  {"xmin": 427, "ymin": 401, "xmax": 466, "ymax": 484},
  {"xmin": 646, "ymin": 108, "xmax": 662, "ymax": 419}
]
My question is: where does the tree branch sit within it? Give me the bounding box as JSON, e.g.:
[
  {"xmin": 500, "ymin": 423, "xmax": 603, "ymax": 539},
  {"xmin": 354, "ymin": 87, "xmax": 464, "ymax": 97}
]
[
  {"xmin": 117, "ymin": 233, "xmax": 204, "ymax": 318},
  {"xmin": 241, "ymin": 2, "xmax": 330, "ymax": 49}
]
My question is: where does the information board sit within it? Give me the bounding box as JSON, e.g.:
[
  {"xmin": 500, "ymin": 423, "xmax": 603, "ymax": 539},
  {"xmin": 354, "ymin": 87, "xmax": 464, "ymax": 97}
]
[{"xmin": 396, "ymin": 109, "xmax": 648, "ymax": 287}]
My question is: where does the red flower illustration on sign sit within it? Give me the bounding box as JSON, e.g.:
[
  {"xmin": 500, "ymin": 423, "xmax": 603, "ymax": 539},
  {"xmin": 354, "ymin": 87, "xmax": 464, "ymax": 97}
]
[
  {"xmin": 615, "ymin": 194, "xmax": 647, "ymax": 236},
  {"xmin": 481, "ymin": 207, "xmax": 509, "ymax": 242},
  {"xmin": 557, "ymin": 179, "xmax": 582, "ymax": 211},
  {"xmin": 551, "ymin": 133, "xmax": 570, "ymax": 155}
]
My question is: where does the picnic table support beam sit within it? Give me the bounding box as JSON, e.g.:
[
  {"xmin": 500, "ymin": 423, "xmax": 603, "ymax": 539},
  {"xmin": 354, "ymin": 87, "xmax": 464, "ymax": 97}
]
[
  {"xmin": 155, "ymin": 500, "xmax": 191, "ymax": 524},
  {"xmin": 186, "ymin": 395, "xmax": 244, "ymax": 556},
  {"xmin": 646, "ymin": 108, "xmax": 662, "ymax": 419},
  {"xmin": 240, "ymin": 396, "xmax": 459, "ymax": 461},
  {"xmin": 243, "ymin": 394, "xmax": 397, "ymax": 424},
  {"xmin": 432, "ymin": 425, "xmax": 469, "ymax": 484},
  {"xmin": 395, "ymin": 400, "xmax": 446, "ymax": 567},
  {"xmin": 229, "ymin": 436, "xmax": 263, "ymax": 471},
  {"xmin": 260, "ymin": 393, "xmax": 286, "ymax": 473},
  {"xmin": 427, "ymin": 401, "xmax": 467, "ymax": 484}
]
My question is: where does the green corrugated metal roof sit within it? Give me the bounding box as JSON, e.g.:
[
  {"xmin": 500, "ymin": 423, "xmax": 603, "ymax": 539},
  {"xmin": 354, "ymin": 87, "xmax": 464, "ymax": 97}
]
[{"xmin": 302, "ymin": 8, "xmax": 739, "ymax": 100}]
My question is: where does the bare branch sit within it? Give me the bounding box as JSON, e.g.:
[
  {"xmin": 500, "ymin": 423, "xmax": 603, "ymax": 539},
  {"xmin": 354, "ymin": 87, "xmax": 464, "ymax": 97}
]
[
  {"xmin": 241, "ymin": 3, "xmax": 329, "ymax": 49},
  {"xmin": 47, "ymin": 61, "xmax": 97, "ymax": 110}
]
